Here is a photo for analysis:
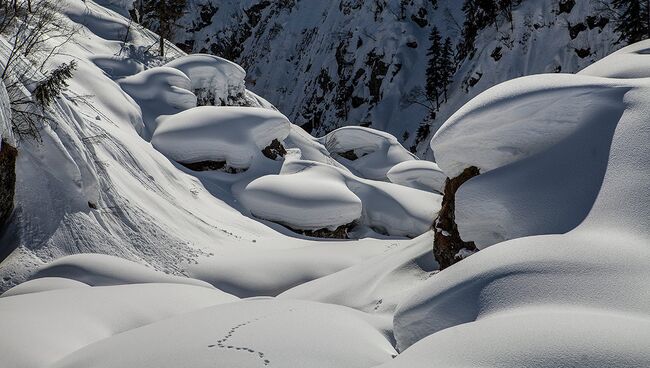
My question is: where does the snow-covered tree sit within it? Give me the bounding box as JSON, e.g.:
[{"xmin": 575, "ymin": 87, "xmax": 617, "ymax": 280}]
[
  {"xmin": 140, "ymin": 0, "xmax": 187, "ymax": 56},
  {"xmin": 426, "ymin": 26, "xmax": 443, "ymax": 110},
  {"xmin": 612, "ymin": 0, "xmax": 650, "ymax": 44}
]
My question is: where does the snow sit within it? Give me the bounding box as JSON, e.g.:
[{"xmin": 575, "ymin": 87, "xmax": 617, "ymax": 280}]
[
  {"xmin": 320, "ymin": 126, "xmax": 417, "ymax": 181},
  {"xmin": 52, "ymin": 298, "xmax": 396, "ymax": 368},
  {"xmin": 241, "ymin": 159, "xmax": 441, "ymax": 237},
  {"xmin": 26, "ymin": 253, "xmax": 215, "ymax": 288},
  {"xmin": 0, "ymin": 282, "xmax": 237, "ymax": 368},
  {"xmin": 241, "ymin": 163, "xmax": 362, "ymax": 231},
  {"xmin": 580, "ymin": 39, "xmax": 650, "ymax": 79},
  {"xmin": 118, "ymin": 66, "xmax": 197, "ymax": 137},
  {"xmin": 151, "ymin": 106, "xmax": 291, "ymax": 169},
  {"xmin": 386, "ymin": 160, "xmax": 446, "ymax": 193},
  {"xmin": 391, "ymin": 40, "xmax": 650, "ymax": 363},
  {"xmin": 164, "ymin": 54, "xmax": 247, "ymax": 105}
]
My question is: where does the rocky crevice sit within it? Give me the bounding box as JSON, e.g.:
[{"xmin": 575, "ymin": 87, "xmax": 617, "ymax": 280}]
[{"xmin": 433, "ymin": 166, "xmax": 480, "ymax": 270}]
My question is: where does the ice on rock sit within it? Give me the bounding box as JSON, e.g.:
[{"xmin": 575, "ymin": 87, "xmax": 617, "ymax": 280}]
[
  {"xmin": 320, "ymin": 126, "xmax": 417, "ymax": 180},
  {"xmin": 151, "ymin": 106, "xmax": 291, "ymax": 170},
  {"xmin": 387, "ymin": 160, "xmax": 446, "ymax": 193}
]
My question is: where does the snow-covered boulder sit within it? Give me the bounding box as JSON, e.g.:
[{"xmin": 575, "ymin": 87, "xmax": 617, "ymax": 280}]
[
  {"xmin": 165, "ymin": 54, "xmax": 248, "ymax": 106},
  {"xmin": 387, "ymin": 160, "xmax": 446, "ymax": 193},
  {"xmin": 241, "ymin": 159, "xmax": 440, "ymax": 238},
  {"xmin": 430, "ymin": 74, "xmax": 629, "ymax": 248},
  {"xmin": 118, "ymin": 67, "xmax": 197, "ymax": 137},
  {"xmin": 392, "ymin": 41, "xmax": 650, "ymax": 362},
  {"xmin": 320, "ymin": 126, "xmax": 417, "ymax": 181},
  {"xmin": 241, "ymin": 163, "xmax": 362, "ymax": 232},
  {"xmin": 151, "ymin": 106, "xmax": 291, "ymax": 170}
]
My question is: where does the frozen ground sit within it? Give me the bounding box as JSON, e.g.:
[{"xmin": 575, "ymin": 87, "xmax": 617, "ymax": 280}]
[{"xmin": 0, "ymin": 1, "xmax": 649, "ymax": 368}]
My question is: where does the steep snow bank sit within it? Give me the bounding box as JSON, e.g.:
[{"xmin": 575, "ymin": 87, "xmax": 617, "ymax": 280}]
[{"xmin": 386, "ymin": 160, "xmax": 446, "ymax": 193}]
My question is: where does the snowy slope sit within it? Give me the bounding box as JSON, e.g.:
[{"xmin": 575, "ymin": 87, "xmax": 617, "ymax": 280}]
[{"xmin": 0, "ymin": 0, "xmax": 438, "ymax": 295}]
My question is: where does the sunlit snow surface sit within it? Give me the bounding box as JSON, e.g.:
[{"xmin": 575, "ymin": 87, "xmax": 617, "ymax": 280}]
[{"xmin": 0, "ymin": 1, "xmax": 649, "ymax": 368}]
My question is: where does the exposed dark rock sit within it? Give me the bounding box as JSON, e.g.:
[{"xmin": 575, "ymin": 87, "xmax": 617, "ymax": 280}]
[
  {"xmin": 575, "ymin": 47, "xmax": 591, "ymax": 58},
  {"xmin": 468, "ymin": 72, "xmax": 483, "ymax": 87},
  {"xmin": 558, "ymin": 0, "xmax": 575, "ymax": 15},
  {"xmin": 337, "ymin": 150, "xmax": 358, "ymax": 161},
  {"xmin": 568, "ymin": 22, "xmax": 587, "ymax": 40},
  {"xmin": 433, "ymin": 166, "xmax": 480, "ymax": 270},
  {"xmin": 179, "ymin": 160, "xmax": 244, "ymax": 174},
  {"xmin": 261, "ymin": 139, "xmax": 287, "ymax": 160},
  {"xmin": 0, "ymin": 142, "xmax": 17, "ymax": 229},
  {"xmin": 351, "ymin": 96, "xmax": 365, "ymax": 108},
  {"xmin": 406, "ymin": 40, "xmax": 418, "ymax": 48},
  {"xmin": 586, "ymin": 16, "xmax": 609, "ymax": 30},
  {"xmin": 289, "ymin": 222, "xmax": 354, "ymax": 239},
  {"xmin": 491, "ymin": 46, "xmax": 502, "ymax": 61},
  {"xmin": 410, "ymin": 8, "xmax": 428, "ymax": 28}
]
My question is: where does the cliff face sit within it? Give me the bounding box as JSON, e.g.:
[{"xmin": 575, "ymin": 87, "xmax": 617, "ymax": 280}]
[{"xmin": 173, "ymin": 0, "xmax": 623, "ymax": 156}]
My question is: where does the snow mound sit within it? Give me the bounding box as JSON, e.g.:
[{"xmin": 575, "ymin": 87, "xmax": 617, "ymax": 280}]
[
  {"xmin": 393, "ymin": 233, "xmax": 650, "ymax": 352},
  {"xmin": 386, "ymin": 307, "xmax": 650, "ymax": 368},
  {"xmin": 394, "ymin": 41, "xmax": 650, "ymax": 360},
  {"xmin": 431, "ymin": 74, "xmax": 628, "ymax": 178},
  {"xmin": 118, "ymin": 66, "xmax": 197, "ymax": 137},
  {"xmin": 28, "ymin": 253, "xmax": 214, "ymax": 289},
  {"xmin": 0, "ymin": 283, "xmax": 237, "ymax": 368},
  {"xmin": 165, "ymin": 54, "xmax": 247, "ymax": 105},
  {"xmin": 433, "ymin": 74, "xmax": 630, "ymax": 247},
  {"xmin": 1, "ymin": 277, "xmax": 90, "ymax": 298},
  {"xmin": 241, "ymin": 160, "xmax": 440, "ymax": 237},
  {"xmin": 241, "ymin": 163, "xmax": 362, "ymax": 231},
  {"xmin": 320, "ymin": 126, "xmax": 417, "ymax": 180},
  {"xmin": 151, "ymin": 106, "xmax": 291, "ymax": 169},
  {"xmin": 580, "ymin": 39, "xmax": 650, "ymax": 79},
  {"xmin": 52, "ymin": 299, "xmax": 396, "ymax": 368},
  {"xmin": 387, "ymin": 160, "xmax": 446, "ymax": 193}
]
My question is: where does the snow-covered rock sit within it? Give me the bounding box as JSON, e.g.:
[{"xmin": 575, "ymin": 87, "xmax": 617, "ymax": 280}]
[
  {"xmin": 241, "ymin": 159, "xmax": 440, "ymax": 237},
  {"xmin": 151, "ymin": 106, "xmax": 291, "ymax": 169},
  {"xmin": 320, "ymin": 126, "xmax": 417, "ymax": 181},
  {"xmin": 387, "ymin": 160, "xmax": 446, "ymax": 193},
  {"xmin": 165, "ymin": 54, "xmax": 248, "ymax": 106},
  {"xmin": 392, "ymin": 39, "xmax": 650, "ymax": 364}
]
